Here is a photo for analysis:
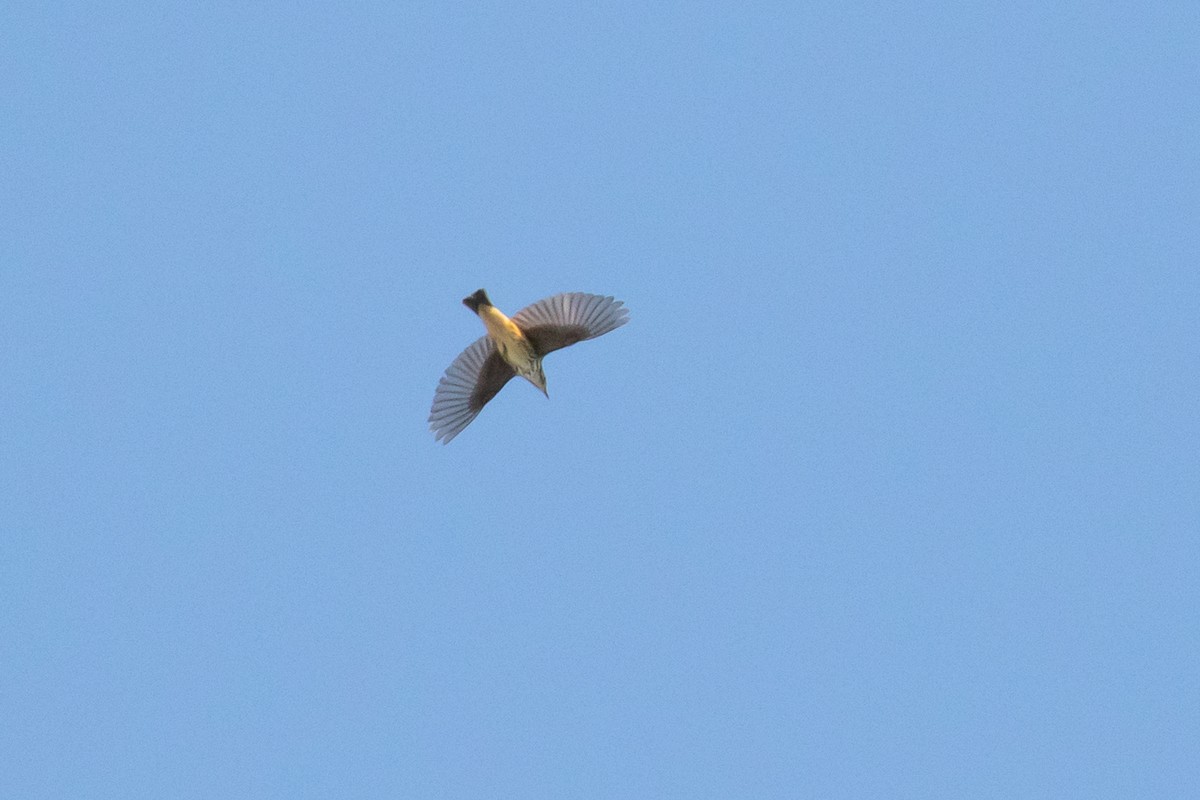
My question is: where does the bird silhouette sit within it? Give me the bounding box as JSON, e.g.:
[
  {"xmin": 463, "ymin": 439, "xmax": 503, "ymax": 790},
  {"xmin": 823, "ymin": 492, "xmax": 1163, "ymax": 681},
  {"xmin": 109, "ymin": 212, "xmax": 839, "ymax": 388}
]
[{"xmin": 429, "ymin": 289, "xmax": 629, "ymax": 443}]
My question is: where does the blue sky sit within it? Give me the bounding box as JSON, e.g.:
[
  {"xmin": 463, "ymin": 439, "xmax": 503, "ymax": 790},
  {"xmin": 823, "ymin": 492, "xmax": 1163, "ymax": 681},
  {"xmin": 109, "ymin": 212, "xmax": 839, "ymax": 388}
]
[{"xmin": 4, "ymin": 3, "xmax": 1198, "ymax": 797}]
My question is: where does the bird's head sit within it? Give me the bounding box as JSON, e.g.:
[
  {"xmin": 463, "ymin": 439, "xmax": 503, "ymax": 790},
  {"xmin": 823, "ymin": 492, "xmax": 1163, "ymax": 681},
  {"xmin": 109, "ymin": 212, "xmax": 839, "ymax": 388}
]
[{"xmin": 527, "ymin": 362, "xmax": 548, "ymax": 398}]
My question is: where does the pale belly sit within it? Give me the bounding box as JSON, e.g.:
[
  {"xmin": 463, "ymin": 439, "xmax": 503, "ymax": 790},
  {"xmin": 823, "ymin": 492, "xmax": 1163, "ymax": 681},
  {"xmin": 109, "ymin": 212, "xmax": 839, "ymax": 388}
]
[
  {"xmin": 494, "ymin": 334, "xmax": 539, "ymax": 376},
  {"xmin": 480, "ymin": 306, "xmax": 539, "ymax": 376}
]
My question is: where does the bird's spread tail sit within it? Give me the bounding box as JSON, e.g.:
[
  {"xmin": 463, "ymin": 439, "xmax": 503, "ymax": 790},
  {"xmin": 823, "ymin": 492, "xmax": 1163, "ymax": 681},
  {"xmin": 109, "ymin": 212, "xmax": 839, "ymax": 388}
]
[{"xmin": 462, "ymin": 289, "xmax": 491, "ymax": 313}]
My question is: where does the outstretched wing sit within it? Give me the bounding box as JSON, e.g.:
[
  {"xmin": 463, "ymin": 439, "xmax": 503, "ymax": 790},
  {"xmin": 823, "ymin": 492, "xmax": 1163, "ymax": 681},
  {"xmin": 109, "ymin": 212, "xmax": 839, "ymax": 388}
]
[
  {"xmin": 512, "ymin": 292, "xmax": 630, "ymax": 356},
  {"xmin": 428, "ymin": 336, "xmax": 516, "ymax": 443}
]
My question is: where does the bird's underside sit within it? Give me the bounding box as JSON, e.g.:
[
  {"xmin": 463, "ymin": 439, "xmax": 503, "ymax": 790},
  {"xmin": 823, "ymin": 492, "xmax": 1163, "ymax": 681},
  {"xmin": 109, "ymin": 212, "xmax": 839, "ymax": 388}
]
[{"xmin": 429, "ymin": 291, "xmax": 629, "ymax": 443}]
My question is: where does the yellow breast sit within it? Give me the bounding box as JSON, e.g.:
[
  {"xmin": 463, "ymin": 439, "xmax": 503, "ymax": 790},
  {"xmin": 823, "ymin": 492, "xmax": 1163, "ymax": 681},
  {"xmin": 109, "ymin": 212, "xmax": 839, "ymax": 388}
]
[
  {"xmin": 478, "ymin": 305, "xmax": 536, "ymax": 369},
  {"xmin": 478, "ymin": 304, "xmax": 524, "ymax": 341}
]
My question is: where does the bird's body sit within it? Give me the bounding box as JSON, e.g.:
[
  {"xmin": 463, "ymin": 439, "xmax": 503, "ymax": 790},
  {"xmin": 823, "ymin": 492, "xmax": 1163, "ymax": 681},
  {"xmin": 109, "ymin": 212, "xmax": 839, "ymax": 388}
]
[
  {"xmin": 429, "ymin": 289, "xmax": 629, "ymax": 443},
  {"xmin": 471, "ymin": 297, "xmax": 546, "ymax": 394}
]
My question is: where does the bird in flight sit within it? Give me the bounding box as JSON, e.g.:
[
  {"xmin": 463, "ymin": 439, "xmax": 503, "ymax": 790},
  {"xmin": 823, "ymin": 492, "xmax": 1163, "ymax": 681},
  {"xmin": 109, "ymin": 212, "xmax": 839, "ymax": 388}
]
[{"xmin": 429, "ymin": 289, "xmax": 630, "ymax": 443}]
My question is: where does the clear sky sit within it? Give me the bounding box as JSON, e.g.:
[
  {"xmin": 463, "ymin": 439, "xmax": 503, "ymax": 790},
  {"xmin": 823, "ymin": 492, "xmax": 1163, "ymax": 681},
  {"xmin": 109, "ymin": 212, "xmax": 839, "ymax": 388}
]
[{"xmin": 4, "ymin": 3, "xmax": 1198, "ymax": 798}]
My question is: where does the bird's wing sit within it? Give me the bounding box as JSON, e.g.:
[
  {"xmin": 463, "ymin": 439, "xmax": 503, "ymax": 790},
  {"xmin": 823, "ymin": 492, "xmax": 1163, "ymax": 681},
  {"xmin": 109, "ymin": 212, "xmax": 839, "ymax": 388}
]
[
  {"xmin": 512, "ymin": 292, "xmax": 630, "ymax": 356},
  {"xmin": 429, "ymin": 335, "xmax": 515, "ymax": 443}
]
